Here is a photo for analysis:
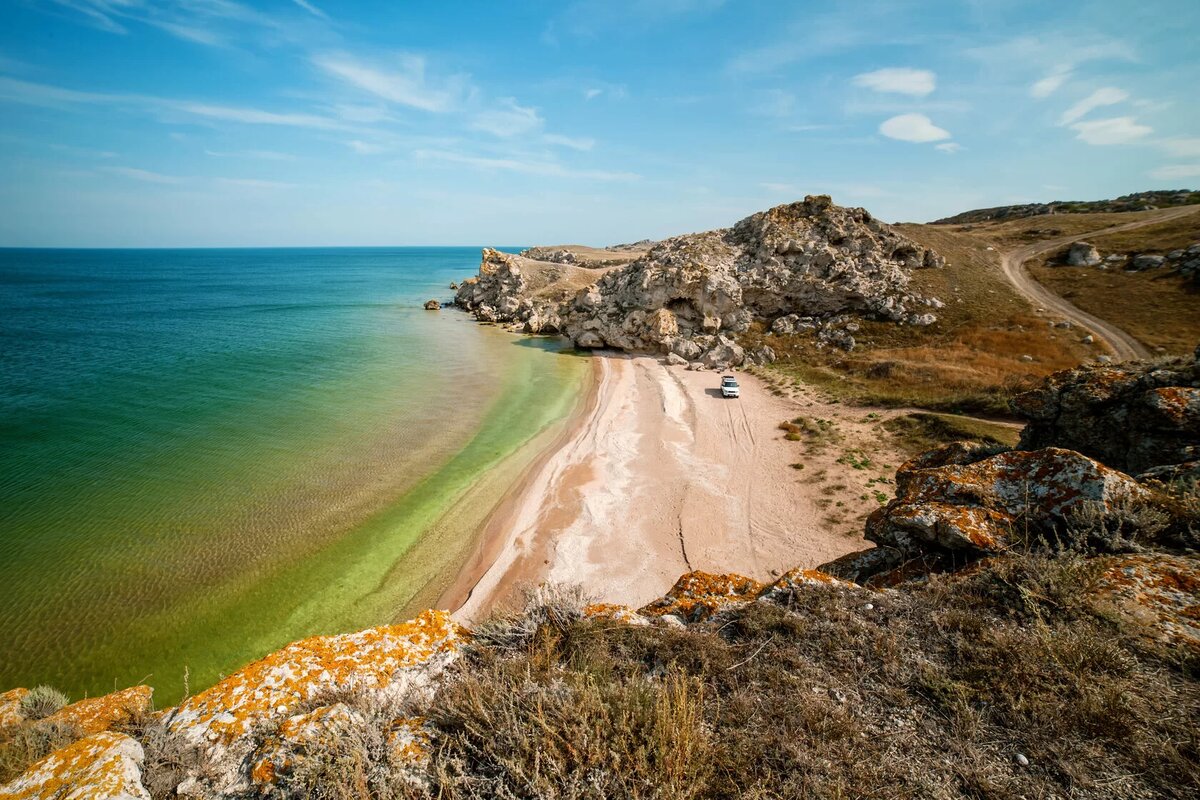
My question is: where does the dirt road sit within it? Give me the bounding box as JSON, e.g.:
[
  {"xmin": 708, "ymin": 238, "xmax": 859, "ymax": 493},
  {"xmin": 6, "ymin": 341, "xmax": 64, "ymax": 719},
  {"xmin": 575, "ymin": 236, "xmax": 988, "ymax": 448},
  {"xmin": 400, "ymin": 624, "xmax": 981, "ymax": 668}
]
[{"xmin": 996, "ymin": 206, "xmax": 1200, "ymax": 361}]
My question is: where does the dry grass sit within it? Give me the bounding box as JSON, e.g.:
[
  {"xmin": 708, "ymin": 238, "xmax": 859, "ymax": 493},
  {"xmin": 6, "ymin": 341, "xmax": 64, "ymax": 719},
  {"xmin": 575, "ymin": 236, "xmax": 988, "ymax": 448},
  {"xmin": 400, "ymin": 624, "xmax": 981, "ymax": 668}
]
[
  {"xmin": 1026, "ymin": 213, "xmax": 1200, "ymax": 355},
  {"xmin": 0, "ymin": 719, "xmax": 83, "ymax": 785},
  {"xmin": 406, "ymin": 550, "xmax": 1200, "ymax": 799},
  {"xmin": 884, "ymin": 412, "xmax": 1020, "ymax": 456},
  {"xmin": 754, "ymin": 221, "xmax": 1094, "ymax": 414}
]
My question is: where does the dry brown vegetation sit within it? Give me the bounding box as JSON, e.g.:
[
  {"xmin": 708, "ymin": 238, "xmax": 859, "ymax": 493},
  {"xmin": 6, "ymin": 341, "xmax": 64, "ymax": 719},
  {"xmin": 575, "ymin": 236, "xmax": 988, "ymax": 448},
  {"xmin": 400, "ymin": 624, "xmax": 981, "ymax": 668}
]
[
  {"xmin": 1027, "ymin": 213, "xmax": 1200, "ymax": 356},
  {"xmin": 399, "ymin": 550, "xmax": 1199, "ymax": 799},
  {"xmin": 883, "ymin": 411, "xmax": 1020, "ymax": 456}
]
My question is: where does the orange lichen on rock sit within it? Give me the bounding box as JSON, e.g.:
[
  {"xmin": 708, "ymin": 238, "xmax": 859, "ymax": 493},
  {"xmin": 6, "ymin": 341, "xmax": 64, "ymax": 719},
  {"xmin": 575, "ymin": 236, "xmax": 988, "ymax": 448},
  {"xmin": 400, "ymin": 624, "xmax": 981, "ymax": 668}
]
[
  {"xmin": 758, "ymin": 568, "xmax": 856, "ymax": 601},
  {"xmin": 582, "ymin": 603, "xmax": 649, "ymax": 625},
  {"xmin": 44, "ymin": 686, "xmax": 152, "ymax": 736},
  {"xmin": 164, "ymin": 609, "xmax": 464, "ymax": 794},
  {"xmin": 869, "ymin": 447, "xmax": 1149, "ymax": 555},
  {"xmin": 248, "ymin": 703, "xmax": 360, "ymax": 789},
  {"xmin": 387, "ymin": 717, "xmax": 433, "ymax": 764},
  {"xmin": 1091, "ymin": 554, "xmax": 1200, "ymax": 651},
  {"xmin": 0, "ymin": 688, "xmax": 29, "ymax": 732},
  {"xmin": 639, "ymin": 571, "xmax": 764, "ymax": 622},
  {"xmin": 0, "ymin": 731, "xmax": 148, "ymax": 800}
]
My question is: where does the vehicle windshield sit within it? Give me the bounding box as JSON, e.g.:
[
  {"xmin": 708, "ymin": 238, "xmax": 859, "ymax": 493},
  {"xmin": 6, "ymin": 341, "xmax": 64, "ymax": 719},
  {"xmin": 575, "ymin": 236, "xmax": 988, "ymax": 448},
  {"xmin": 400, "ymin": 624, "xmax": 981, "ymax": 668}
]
[{"xmin": 722, "ymin": 377, "xmax": 738, "ymax": 385}]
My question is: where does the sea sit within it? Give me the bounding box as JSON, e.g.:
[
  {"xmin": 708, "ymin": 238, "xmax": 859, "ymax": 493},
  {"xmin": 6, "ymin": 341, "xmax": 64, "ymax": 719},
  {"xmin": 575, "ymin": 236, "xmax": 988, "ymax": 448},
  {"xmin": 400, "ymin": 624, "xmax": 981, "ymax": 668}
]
[{"xmin": 0, "ymin": 247, "xmax": 588, "ymax": 704}]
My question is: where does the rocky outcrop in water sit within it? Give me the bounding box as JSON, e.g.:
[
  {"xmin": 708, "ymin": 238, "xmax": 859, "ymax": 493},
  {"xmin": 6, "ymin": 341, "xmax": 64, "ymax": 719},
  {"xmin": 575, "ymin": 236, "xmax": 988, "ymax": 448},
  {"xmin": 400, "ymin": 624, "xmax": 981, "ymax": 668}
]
[{"xmin": 456, "ymin": 196, "xmax": 945, "ymax": 368}]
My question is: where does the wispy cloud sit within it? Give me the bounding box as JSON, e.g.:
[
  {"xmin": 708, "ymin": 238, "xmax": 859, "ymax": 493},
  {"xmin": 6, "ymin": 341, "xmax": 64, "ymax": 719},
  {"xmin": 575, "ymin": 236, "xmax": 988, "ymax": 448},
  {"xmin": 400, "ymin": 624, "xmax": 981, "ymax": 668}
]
[
  {"xmin": 1058, "ymin": 87, "xmax": 1128, "ymax": 125},
  {"xmin": 171, "ymin": 101, "xmax": 346, "ymax": 130},
  {"xmin": 1149, "ymin": 164, "xmax": 1200, "ymax": 180},
  {"xmin": 852, "ymin": 68, "xmax": 935, "ymax": 97},
  {"xmin": 1070, "ymin": 116, "xmax": 1152, "ymax": 145},
  {"xmin": 471, "ymin": 98, "xmax": 542, "ymax": 137},
  {"xmin": 879, "ymin": 113, "xmax": 950, "ymax": 143},
  {"xmin": 216, "ymin": 177, "xmax": 298, "ymax": 189},
  {"xmin": 290, "ymin": 0, "xmax": 328, "ymax": 20},
  {"xmin": 346, "ymin": 140, "xmax": 386, "ymax": 155},
  {"xmin": 935, "ymin": 142, "xmax": 963, "ymax": 154},
  {"xmin": 1030, "ymin": 66, "xmax": 1072, "ymax": 99},
  {"xmin": 100, "ymin": 165, "xmax": 185, "ymax": 184},
  {"xmin": 543, "ymin": 133, "xmax": 595, "ymax": 151},
  {"xmin": 1160, "ymin": 138, "xmax": 1200, "ymax": 158},
  {"xmin": 413, "ymin": 149, "xmax": 638, "ymax": 181},
  {"xmin": 312, "ymin": 52, "xmax": 466, "ymax": 113},
  {"xmin": 204, "ymin": 149, "xmax": 297, "ymax": 161}
]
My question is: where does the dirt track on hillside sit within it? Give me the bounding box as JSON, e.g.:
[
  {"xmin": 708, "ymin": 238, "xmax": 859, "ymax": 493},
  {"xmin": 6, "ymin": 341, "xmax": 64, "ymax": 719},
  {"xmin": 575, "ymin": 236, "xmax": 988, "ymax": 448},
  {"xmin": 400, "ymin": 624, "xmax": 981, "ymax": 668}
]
[{"xmin": 996, "ymin": 206, "xmax": 1200, "ymax": 361}]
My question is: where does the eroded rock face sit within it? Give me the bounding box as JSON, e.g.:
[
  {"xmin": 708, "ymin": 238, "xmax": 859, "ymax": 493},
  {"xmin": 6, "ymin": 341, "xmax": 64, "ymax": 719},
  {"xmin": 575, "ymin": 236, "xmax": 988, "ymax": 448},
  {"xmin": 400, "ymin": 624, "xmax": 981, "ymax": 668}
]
[
  {"xmin": 0, "ymin": 731, "xmax": 149, "ymax": 800},
  {"xmin": 44, "ymin": 686, "xmax": 153, "ymax": 735},
  {"xmin": 455, "ymin": 197, "xmax": 944, "ymax": 367},
  {"xmin": 1090, "ymin": 553, "xmax": 1200, "ymax": 651},
  {"xmin": 1013, "ymin": 347, "xmax": 1200, "ymax": 474},
  {"xmin": 867, "ymin": 447, "xmax": 1150, "ymax": 555},
  {"xmin": 162, "ymin": 610, "xmax": 463, "ymax": 794},
  {"xmin": 0, "ymin": 687, "xmax": 29, "ymax": 732}
]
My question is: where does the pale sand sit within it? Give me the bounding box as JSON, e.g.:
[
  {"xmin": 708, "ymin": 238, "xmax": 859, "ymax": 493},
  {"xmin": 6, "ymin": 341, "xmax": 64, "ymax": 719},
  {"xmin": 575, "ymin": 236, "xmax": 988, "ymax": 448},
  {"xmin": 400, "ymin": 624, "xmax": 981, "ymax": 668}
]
[{"xmin": 446, "ymin": 353, "xmax": 913, "ymax": 622}]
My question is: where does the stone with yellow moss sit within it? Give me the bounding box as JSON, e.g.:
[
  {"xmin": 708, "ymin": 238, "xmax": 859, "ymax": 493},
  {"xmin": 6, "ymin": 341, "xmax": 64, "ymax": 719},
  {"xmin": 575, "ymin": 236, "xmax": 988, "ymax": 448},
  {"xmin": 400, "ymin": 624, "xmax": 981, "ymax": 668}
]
[
  {"xmin": 0, "ymin": 688, "xmax": 29, "ymax": 733},
  {"xmin": 162, "ymin": 609, "xmax": 464, "ymax": 794},
  {"xmin": 639, "ymin": 571, "xmax": 765, "ymax": 622},
  {"xmin": 0, "ymin": 731, "xmax": 148, "ymax": 800},
  {"xmin": 44, "ymin": 687, "xmax": 153, "ymax": 736}
]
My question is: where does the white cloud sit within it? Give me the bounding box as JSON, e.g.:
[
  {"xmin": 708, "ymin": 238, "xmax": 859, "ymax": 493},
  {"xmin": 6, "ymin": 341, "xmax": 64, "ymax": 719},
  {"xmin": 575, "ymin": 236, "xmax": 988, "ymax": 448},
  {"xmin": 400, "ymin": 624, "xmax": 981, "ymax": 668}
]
[
  {"xmin": 470, "ymin": 98, "xmax": 542, "ymax": 137},
  {"xmin": 1058, "ymin": 87, "xmax": 1128, "ymax": 125},
  {"xmin": 584, "ymin": 88, "xmax": 603, "ymax": 100},
  {"xmin": 346, "ymin": 140, "xmax": 386, "ymax": 154},
  {"xmin": 204, "ymin": 149, "xmax": 297, "ymax": 161},
  {"xmin": 171, "ymin": 101, "xmax": 346, "ymax": 130},
  {"xmin": 100, "ymin": 166, "xmax": 185, "ymax": 184},
  {"xmin": 216, "ymin": 177, "xmax": 298, "ymax": 189},
  {"xmin": 852, "ymin": 68, "xmax": 936, "ymax": 97},
  {"xmin": 313, "ymin": 53, "xmax": 464, "ymax": 113},
  {"xmin": 1149, "ymin": 164, "xmax": 1200, "ymax": 180},
  {"xmin": 935, "ymin": 142, "xmax": 963, "ymax": 154},
  {"xmin": 879, "ymin": 113, "xmax": 950, "ymax": 143},
  {"xmin": 1030, "ymin": 67, "xmax": 1072, "ymax": 99},
  {"xmin": 1070, "ymin": 116, "xmax": 1152, "ymax": 145},
  {"xmin": 543, "ymin": 133, "xmax": 595, "ymax": 151},
  {"xmin": 413, "ymin": 149, "xmax": 638, "ymax": 181},
  {"xmin": 750, "ymin": 89, "xmax": 796, "ymax": 117},
  {"xmin": 1161, "ymin": 138, "xmax": 1200, "ymax": 158},
  {"xmin": 291, "ymin": 0, "xmax": 329, "ymax": 19}
]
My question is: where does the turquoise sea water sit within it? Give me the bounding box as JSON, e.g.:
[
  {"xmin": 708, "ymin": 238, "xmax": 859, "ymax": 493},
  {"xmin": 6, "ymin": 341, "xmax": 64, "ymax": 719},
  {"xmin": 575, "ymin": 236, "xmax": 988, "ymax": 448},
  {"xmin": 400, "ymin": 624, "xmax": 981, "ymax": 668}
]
[{"xmin": 0, "ymin": 248, "xmax": 587, "ymax": 703}]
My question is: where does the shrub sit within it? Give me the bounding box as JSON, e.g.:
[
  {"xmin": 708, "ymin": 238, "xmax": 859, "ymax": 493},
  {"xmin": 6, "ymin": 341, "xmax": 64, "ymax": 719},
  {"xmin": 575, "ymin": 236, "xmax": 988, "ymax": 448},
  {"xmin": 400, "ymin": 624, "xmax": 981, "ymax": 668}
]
[
  {"xmin": 18, "ymin": 686, "xmax": 68, "ymax": 721},
  {"xmin": 0, "ymin": 720, "xmax": 82, "ymax": 784}
]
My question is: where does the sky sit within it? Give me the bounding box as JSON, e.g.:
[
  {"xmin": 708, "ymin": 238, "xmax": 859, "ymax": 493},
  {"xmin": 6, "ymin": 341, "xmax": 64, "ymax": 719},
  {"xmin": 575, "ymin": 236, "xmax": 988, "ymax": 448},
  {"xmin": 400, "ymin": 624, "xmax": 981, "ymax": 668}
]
[{"xmin": 0, "ymin": 0, "xmax": 1198, "ymax": 247}]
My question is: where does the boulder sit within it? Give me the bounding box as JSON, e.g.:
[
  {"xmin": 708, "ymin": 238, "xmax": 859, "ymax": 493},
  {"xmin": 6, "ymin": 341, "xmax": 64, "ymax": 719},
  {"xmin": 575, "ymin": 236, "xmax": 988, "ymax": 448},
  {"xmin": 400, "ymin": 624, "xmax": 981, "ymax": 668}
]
[
  {"xmin": 1089, "ymin": 554, "xmax": 1200, "ymax": 652},
  {"xmin": 0, "ymin": 687, "xmax": 28, "ymax": 732},
  {"xmin": 44, "ymin": 686, "xmax": 153, "ymax": 735},
  {"xmin": 665, "ymin": 352, "xmax": 688, "ymax": 366},
  {"xmin": 1066, "ymin": 242, "xmax": 1102, "ymax": 266},
  {"xmin": 1128, "ymin": 254, "xmax": 1166, "ymax": 271},
  {"xmin": 162, "ymin": 610, "xmax": 463, "ymax": 794},
  {"xmin": 867, "ymin": 447, "xmax": 1151, "ymax": 555},
  {"xmin": 1013, "ymin": 348, "xmax": 1200, "ymax": 474},
  {"xmin": 639, "ymin": 572, "xmax": 764, "ymax": 622},
  {"xmin": 0, "ymin": 731, "xmax": 149, "ymax": 800},
  {"xmin": 423, "ymin": 299, "xmax": 440, "ymax": 310}
]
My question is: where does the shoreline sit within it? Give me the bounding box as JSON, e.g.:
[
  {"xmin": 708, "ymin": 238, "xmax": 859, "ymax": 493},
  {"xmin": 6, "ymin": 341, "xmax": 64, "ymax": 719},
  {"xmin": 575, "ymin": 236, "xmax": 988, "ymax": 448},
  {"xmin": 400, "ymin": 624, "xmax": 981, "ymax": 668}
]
[{"xmin": 446, "ymin": 351, "xmax": 904, "ymax": 623}]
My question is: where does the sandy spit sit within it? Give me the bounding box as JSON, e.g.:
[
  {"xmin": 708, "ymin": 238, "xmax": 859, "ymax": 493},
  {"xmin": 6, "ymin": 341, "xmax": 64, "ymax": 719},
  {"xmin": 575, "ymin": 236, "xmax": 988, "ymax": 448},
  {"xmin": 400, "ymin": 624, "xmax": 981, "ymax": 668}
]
[{"xmin": 443, "ymin": 353, "xmax": 898, "ymax": 622}]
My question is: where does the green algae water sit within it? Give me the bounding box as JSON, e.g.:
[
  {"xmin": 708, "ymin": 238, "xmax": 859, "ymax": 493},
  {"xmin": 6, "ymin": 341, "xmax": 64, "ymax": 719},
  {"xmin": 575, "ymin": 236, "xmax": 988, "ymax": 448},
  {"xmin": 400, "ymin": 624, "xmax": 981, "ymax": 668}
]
[{"xmin": 0, "ymin": 247, "xmax": 587, "ymax": 704}]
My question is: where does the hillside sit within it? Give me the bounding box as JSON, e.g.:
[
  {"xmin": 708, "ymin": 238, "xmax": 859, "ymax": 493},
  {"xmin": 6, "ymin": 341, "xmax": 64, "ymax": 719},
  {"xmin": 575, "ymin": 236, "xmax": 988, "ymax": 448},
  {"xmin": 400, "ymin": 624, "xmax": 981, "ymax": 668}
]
[
  {"xmin": 932, "ymin": 189, "xmax": 1200, "ymax": 224},
  {"xmin": 2, "ymin": 351, "xmax": 1197, "ymax": 799}
]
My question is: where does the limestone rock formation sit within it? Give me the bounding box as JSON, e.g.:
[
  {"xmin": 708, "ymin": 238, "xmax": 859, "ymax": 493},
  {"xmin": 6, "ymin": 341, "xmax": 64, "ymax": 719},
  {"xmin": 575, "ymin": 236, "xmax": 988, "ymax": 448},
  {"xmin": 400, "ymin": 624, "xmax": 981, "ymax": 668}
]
[
  {"xmin": 44, "ymin": 686, "xmax": 153, "ymax": 735},
  {"xmin": 423, "ymin": 299, "xmax": 441, "ymax": 310},
  {"xmin": 0, "ymin": 731, "xmax": 150, "ymax": 800},
  {"xmin": 1013, "ymin": 346, "xmax": 1200, "ymax": 475},
  {"xmin": 456, "ymin": 197, "xmax": 945, "ymax": 368},
  {"xmin": 866, "ymin": 446, "xmax": 1151, "ymax": 555},
  {"xmin": 162, "ymin": 609, "xmax": 463, "ymax": 794}
]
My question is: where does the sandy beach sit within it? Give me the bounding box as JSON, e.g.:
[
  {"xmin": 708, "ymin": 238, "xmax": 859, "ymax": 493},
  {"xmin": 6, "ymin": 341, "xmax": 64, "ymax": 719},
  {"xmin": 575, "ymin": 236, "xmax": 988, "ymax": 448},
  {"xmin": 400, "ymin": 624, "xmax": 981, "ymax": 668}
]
[{"xmin": 445, "ymin": 353, "xmax": 908, "ymax": 621}]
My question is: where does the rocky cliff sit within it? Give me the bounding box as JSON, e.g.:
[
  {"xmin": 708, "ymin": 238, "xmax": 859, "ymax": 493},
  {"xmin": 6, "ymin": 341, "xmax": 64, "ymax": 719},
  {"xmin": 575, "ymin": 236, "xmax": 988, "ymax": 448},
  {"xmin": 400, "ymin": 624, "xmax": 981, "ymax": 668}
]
[
  {"xmin": 456, "ymin": 196, "xmax": 945, "ymax": 368},
  {"xmin": 3, "ymin": 351, "xmax": 1197, "ymax": 799}
]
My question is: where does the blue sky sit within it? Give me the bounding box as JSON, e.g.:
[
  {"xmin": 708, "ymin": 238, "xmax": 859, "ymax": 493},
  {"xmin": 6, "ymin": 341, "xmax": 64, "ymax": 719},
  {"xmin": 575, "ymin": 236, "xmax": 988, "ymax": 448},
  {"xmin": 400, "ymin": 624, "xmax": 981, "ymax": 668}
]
[{"xmin": 1, "ymin": 0, "xmax": 1197, "ymax": 246}]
